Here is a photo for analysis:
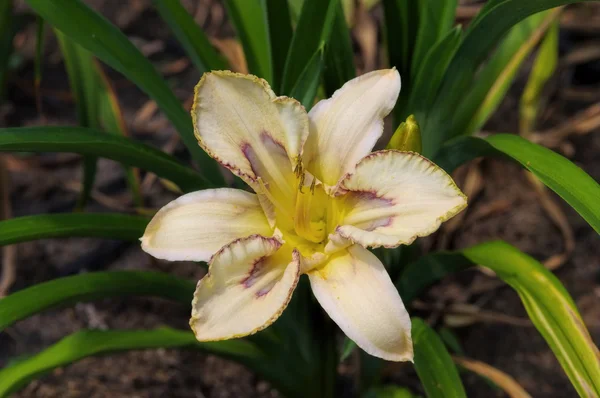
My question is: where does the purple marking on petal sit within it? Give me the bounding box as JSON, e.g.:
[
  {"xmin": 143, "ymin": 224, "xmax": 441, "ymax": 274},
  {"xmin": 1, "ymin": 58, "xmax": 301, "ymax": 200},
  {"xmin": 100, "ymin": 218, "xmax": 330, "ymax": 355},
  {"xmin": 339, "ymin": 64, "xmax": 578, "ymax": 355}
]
[
  {"xmin": 255, "ymin": 286, "xmax": 273, "ymax": 298},
  {"xmin": 241, "ymin": 256, "xmax": 265, "ymax": 288}
]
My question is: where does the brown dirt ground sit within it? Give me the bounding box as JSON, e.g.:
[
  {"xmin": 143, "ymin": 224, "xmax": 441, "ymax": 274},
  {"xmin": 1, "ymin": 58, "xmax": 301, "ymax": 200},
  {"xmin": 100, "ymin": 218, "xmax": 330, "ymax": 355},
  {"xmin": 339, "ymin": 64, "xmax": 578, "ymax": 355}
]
[{"xmin": 1, "ymin": 1, "xmax": 599, "ymax": 397}]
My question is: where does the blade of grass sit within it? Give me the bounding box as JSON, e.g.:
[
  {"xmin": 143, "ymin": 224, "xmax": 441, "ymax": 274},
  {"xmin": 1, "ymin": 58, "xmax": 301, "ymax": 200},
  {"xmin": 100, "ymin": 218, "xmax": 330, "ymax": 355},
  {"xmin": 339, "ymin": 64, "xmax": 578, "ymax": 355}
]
[
  {"xmin": 0, "ymin": 126, "xmax": 208, "ymax": 193},
  {"xmin": 94, "ymin": 60, "xmax": 143, "ymax": 206},
  {"xmin": 463, "ymin": 241, "xmax": 600, "ymax": 397},
  {"xmin": 281, "ymin": 0, "xmax": 337, "ymax": 95},
  {"xmin": 398, "ymin": 242, "xmax": 600, "ymax": 397},
  {"xmin": 25, "ymin": 0, "xmax": 222, "ymax": 183},
  {"xmin": 404, "ymin": 26, "xmax": 462, "ymax": 123},
  {"xmin": 152, "ymin": 0, "xmax": 228, "ymax": 74},
  {"xmin": 0, "ymin": 327, "xmax": 264, "ymax": 396},
  {"xmin": 434, "ymin": 134, "xmax": 600, "ymax": 233},
  {"xmin": 410, "ymin": 0, "xmax": 457, "ymax": 77},
  {"xmin": 0, "ymin": 270, "xmax": 190, "ymax": 331},
  {"xmin": 520, "ymin": 20, "xmax": 559, "ymax": 137},
  {"xmin": 382, "ymin": 0, "xmax": 418, "ymax": 78},
  {"xmin": 263, "ymin": 0, "xmax": 293, "ymax": 90},
  {"xmin": 289, "ymin": 47, "xmax": 324, "ymax": 111},
  {"xmin": 423, "ymin": 0, "xmax": 596, "ymax": 156},
  {"xmin": 412, "ymin": 318, "xmax": 467, "ymax": 398},
  {"xmin": 225, "ymin": 0, "xmax": 272, "ymax": 82},
  {"xmin": 464, "ymin": 10, "xmax": 560, "ymax": 136},
  {"xmin": 55, "ymin": 29, "xmax": 99, "ymax": 210},
  {"xmin": 323, "ymin": 1, "xmax": 355, "ymax": 97},
  {"xmin": 0, "ymin": 213, "xmax": 148, "ymax": 248}
]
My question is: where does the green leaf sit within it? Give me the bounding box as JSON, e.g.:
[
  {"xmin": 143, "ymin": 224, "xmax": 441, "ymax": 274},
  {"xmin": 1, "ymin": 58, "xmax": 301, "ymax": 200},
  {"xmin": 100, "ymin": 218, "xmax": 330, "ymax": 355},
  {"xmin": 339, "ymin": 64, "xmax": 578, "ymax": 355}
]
[
  {"xmin": 398, "ymin": 242, "xmax": 600, "ymax": 397},
  {"xmin": 0, "ymin": 126, "xmax": 208, "ymax": 193},
  {"xmin": 363, "ymin": 386, "xmax": 421, "ymax": 398},
  {"xmin": 0, "ymin": 327, "xmax": 264, "ymax": 396},
  {"xmin": 464, "ymin": 10, "xmax": 559, "ymax": 136},
  {"xmin": 382, "ymin": 0, "xmax": 418, "ymax": 79},
  {"xmin": 289, "ymin": 48, "xmax": 324, "ymax": 111},
  {"xmin": 323, "ymin": 1, "xmax": 355, "ymax": 97},
  {"xmin": 0, "ymin": 270, "xmax": 313, "ymax": 398},
  {"xmin": 153, "ymin": 0, "xmax": 228, "ymax": 74},
  {"xmin": 0, "ymin": 213, "xmax": 147, "ymax": 247},
  {"xmin": 340, "ymin": 338, "xmax": 357, "ymax": 362},
  {"xmin": 263, "ymin": 0, "xmax": 293, "ymax": 90},
  {"xmin": 411, "ymin": 0, "xmax": 457, "ymax": 77},
  {"xmin": 397, "ymin": 252, "xmax": 469, "ymax": 303},
  {"xmin": 423, "ymin": 0, "xmax": 596, "ymax": 157},
  {"xmin": 412, "ymin": 318, "xmax": 467, "ymax": 398},
  {"xmin": 462, "ymin": 241, "xmax": 600, "ymax": 397},
  {"xmin": 520, "ymin": 19, "xmax": 559, "ymax": 135},
  {"xmin": 25, "ymin": 0, "xmax": 222, "ymax": 183},
  {"xmin": 281, "ymin": 0, "xmax": 337, "ymax": 95},
  {"xmin": 225, "ymin": 0, "xmax": 272, "ymax": 82},
  {"xmin": 0, "ymin": 270, "xmax": 191, "ymax": 331},
  {"xmin": 55, "ymin": 29, "xmax": 100, "ymax": 209},
  {"xmin": 405, "ymin": 26, "xmax": 461, "ymax": 123},
  {"xmin": 95, "ymin": 62, "xmax": 143, "ymax": 206},
  {"xmin": 434, "ymin": 134, "xmax": 600, "ymax": 233}
]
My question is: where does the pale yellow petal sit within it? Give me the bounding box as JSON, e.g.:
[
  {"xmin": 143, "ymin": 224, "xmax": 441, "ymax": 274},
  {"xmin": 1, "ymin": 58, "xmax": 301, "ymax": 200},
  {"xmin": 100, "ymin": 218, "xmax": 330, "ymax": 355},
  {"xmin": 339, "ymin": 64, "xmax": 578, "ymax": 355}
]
[
  {"xmin": 191, "ymin": 236, "xmax": 300, "ymax": 341},
  {"xmin": 337, "ymin": 150, "xmax": 467, "ymax": 248},
  {"xmin": 141, "ymin": 188, "xmax": 272, "ymax": 262},
  {"xmin": 304, "ymin": 69, "xmax": 400, "ymax": 192},
  {"xmin": 192, "ymin": 71, "xmax": 308, "ymax": 214},
  {"xmin": 308, "ymin": 244, "xmax": 413, "ymax": 361}
]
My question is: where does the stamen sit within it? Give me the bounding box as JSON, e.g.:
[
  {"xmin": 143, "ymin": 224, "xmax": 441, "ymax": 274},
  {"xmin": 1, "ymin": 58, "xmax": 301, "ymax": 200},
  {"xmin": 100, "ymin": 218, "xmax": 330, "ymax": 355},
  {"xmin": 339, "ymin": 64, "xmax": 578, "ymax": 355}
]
[{"xmin": 294, "ymin": 186, "xmax": 325, "ymax": 244}]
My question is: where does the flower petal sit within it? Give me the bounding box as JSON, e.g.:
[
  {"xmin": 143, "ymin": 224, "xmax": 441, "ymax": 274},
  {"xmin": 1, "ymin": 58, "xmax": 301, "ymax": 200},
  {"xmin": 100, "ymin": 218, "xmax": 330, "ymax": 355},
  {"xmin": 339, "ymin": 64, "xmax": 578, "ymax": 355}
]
[
  {"xmin": 192, "ymin": 71, "xmax": 308, "ymax": 211},
  {"xmin": 337, "ymin": 150, "xmax": 467, "ymax": 248},
  {"xmin": 141, "ymin": 188, "xmax": 272, "ymax": 262},
  {"xmin": 304, "ymin": 69, "xmax": 400, "ymax": 192},
  {"xmin": 308, "ymin": 244, "xmax": 412, "ymax": 361},
  {"xmin": 191, "ymin": 235, "xmax": 300, "ymax": 341}
]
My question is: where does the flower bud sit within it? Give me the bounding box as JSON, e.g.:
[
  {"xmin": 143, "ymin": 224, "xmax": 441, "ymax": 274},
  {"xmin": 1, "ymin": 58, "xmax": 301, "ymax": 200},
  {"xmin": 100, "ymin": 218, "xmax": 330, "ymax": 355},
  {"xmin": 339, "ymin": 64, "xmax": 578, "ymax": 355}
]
[{"xmin": 387, "ymin": 114, "xmax": 422, "ymax": 153}]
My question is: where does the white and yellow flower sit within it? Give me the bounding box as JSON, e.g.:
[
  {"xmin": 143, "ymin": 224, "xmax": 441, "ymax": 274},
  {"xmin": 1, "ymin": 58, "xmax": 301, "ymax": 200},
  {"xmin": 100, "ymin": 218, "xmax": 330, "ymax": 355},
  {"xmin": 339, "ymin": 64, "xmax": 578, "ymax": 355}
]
[{"xmin": 141, "ymin": 69, "xmax": 467, "ymax": 361}]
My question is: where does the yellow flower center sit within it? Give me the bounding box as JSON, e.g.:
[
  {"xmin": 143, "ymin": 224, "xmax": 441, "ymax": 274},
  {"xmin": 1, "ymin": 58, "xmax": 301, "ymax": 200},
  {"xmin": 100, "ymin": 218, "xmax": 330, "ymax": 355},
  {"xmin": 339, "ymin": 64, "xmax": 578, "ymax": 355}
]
[{"xmin": 259, "ymin": 167, "xmax": 343, "ymax": 259}]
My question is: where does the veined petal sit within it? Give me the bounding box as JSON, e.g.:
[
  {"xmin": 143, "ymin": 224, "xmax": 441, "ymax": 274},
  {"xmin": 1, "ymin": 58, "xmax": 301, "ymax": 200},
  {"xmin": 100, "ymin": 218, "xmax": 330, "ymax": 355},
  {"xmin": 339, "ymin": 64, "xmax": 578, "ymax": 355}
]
[
  {"xmin": 304, "ymin": 69, "xmax": 400, "ymax": 192},
  {"xmin": 308, "ymin": 244, "xmax": 413, "ymax": 361},
  {"xmin": 337, "ymin": 151, "xmax": 467, "ymax": 248},
  {"xmin": 191, "ymin": 235, "xmax": 300, "ymax": 341},
  {"xmin": 192, "ymin": 71, "xmax": 308, "ymax": 213},
  {"xmin": 141, "ymin": 188, "xmax": 272, "ymax": 262}
]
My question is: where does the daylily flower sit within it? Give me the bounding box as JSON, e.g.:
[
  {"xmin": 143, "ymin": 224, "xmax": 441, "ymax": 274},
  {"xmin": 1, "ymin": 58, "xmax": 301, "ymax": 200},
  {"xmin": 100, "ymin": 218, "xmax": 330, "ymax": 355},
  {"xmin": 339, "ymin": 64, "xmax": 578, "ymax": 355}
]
[{"xmin": 141, "ymin": 69, "xmax": 467, "ymax": 361}]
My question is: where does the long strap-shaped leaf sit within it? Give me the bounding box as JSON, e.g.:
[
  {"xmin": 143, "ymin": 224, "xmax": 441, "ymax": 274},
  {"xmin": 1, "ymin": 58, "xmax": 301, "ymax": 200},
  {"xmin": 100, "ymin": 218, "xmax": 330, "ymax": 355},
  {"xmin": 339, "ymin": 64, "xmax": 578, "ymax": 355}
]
[
  {"xmin": 399, "ymin": 242, "xmax": 600, "ymax": 397},
  {"xmin": 0, "ymin": 327, "xmax": 264, "ymax": 397},
  {"xmin": 24, "ymin": 0, "xmax": 222, "ymax": 183},
  {"xmin": 434, "ymin": 134, "xmax": 600, "ymax": 234},
  {"xmin": 0, "ymin": 126, "xmax": 207, "ymax": 193},
  {"xmin": 412, "ymin": 318, "xmax": 467, "ymax": 398},
  {"xmin": 0, "ymin": 270, "xmax": 191, "ymax": 331},
  {"xmin": 263, "ymin": 0, "xmax": 293, "ymax": 90},
  {"xmin": 55, "ymin": 29, "xmax": 99, "ymax": 209},
  {"xmin": 423, "ymin": 0, "xmax": 596, "ymax": 156},
  {"xmin": 0, "ymin": 213, "xmax": 148, "ymax": 248},
  {"xmin": 0, "ymin": 271, "xmax": 319, "ymax": 398},
  {"xmin": 152, "ymin": 0, "xmax": 228, "ymax": 74},
  {"xmin": 464, "ymin": 242, "xmax": 600, "ymax": 397},
  {"xmin": 280, "ymin": 0, "xmax": 338, "ymax": 96},
  {"xmin": 225, "ymin": 0, "xmax": 272, "ymax": 82}
]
